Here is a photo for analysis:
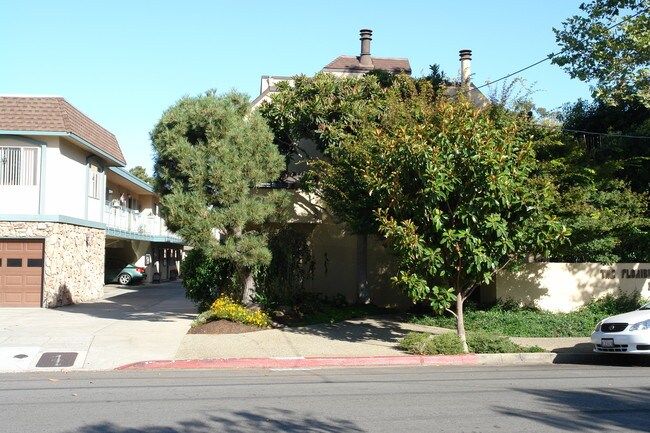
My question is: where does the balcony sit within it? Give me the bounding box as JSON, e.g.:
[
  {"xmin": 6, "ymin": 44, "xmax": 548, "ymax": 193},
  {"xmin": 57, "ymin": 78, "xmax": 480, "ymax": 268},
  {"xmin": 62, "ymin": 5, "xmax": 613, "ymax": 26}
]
[{"xmin": 104, "ymin": 202, "xmax": 183, "ymax": 243}]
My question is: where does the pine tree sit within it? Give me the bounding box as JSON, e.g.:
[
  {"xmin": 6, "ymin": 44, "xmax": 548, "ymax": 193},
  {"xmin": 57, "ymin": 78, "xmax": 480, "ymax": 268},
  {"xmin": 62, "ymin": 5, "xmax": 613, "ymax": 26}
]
[{"xmin": 151, "ymin": 90, "xmax": 288, "ymax": 305}]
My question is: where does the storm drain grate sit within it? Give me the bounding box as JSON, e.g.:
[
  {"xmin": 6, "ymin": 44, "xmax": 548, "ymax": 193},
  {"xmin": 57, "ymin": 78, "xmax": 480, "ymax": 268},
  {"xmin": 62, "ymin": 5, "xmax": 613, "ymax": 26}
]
[{"xmin": 36, "ymin": 352, "xmax": 78, "ymax": 368}]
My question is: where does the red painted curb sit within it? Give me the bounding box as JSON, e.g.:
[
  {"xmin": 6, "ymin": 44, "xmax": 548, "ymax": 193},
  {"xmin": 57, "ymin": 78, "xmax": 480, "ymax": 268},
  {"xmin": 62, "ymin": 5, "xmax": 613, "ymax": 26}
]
[{"xmin": 117, "ymin": 354, "xmax": 480, "ymax": 371}]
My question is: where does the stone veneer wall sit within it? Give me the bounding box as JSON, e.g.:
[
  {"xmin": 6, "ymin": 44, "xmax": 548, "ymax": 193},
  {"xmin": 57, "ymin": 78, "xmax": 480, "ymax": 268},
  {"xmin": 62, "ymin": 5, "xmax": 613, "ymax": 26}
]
[{"xmin": 0, "ymin": 221, "xmax": 105, "ymax": 307}]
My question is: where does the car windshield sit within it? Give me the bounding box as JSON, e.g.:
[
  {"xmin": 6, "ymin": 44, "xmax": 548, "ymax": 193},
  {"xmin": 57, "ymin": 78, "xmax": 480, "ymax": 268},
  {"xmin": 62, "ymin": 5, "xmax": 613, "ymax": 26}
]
[{"xmin": 640, "ymin": 302, "xmax": 650, "ymax": 310}]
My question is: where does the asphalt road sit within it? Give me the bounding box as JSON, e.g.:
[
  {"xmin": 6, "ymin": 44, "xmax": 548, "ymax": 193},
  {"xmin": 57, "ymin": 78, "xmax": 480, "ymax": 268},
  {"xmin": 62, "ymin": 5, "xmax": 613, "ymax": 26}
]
[{"xmin": 2, "ymin": 364, "xmax": 650, "ymax": 433}]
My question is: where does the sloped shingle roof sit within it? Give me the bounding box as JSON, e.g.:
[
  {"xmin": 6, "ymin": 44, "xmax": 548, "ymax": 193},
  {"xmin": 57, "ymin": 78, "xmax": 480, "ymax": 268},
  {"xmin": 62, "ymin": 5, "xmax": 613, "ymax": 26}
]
[
  {"xmin": 322, "ymin": 56, "xmax": 412, "ymax": 74},
  {"xmin": 0, "ymin": 96, "xmax": 126, "ymax": 166}
]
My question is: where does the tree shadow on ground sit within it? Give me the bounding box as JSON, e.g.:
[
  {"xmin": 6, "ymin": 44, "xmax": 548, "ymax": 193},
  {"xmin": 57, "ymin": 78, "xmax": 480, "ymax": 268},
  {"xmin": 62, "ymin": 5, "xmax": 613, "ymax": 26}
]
[
  {"xmin": 493, "ymin": 387, "xmax": 650, "ymax": 432},
  {"xmin": 282, "ymin": 316, "xmax": 430, "ymax": 347},
  {"xmin": 68, "ymin": 407, "xmax": 365, "ymax": 433},
  {"xmin": 553, "ymin": 347, "xmax": 650, "ymax": 366},
  {"xmin": 56, "ymin": 282, "xmax": 196, "ymax": 323}
]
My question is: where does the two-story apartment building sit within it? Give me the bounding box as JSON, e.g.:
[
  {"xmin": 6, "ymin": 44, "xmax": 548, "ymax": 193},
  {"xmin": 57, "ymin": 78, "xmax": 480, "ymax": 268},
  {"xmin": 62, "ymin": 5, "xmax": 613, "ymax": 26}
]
[{"xmin": 0, "ymin": 96, "xmax": 184, "ymax": 307}]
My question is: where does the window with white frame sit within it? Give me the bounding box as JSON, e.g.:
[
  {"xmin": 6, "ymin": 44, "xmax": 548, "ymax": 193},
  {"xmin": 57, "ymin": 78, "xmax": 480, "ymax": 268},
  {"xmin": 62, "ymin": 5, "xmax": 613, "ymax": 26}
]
[
  {"xmin": 0, "ymin": 146, "xmax": 38, "ymax": 186},
  {"xmin": 88, "ymin": 163, "xmax": 101, "ymax": 199}
]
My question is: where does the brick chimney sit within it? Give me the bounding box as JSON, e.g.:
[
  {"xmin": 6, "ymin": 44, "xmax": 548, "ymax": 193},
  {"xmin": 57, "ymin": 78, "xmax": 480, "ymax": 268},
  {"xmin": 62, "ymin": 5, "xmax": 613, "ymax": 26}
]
[
  {"xmin": 359, "ymin": 29, "xmax": 373, "ymax": 67},
  {"xmin": 459, "ymin": 49, "xmax": 472, "ymax": 88}
]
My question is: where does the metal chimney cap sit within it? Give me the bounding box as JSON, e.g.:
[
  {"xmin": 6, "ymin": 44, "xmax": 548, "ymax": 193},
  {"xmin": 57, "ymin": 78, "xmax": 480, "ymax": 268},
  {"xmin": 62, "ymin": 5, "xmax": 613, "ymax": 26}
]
[
  {"xmin": 359, "ymin": 29, "xmax": 373, "ymax": 66},
  {"xmin": 459, "ymin": 49, "xmax": 472, "ymax": 60}
]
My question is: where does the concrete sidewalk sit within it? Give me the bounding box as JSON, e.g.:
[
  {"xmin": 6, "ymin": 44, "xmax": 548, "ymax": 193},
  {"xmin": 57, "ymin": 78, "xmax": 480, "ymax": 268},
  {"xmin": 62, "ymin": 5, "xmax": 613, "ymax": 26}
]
[
  {"xmin": 122, "ymin": 318, "xmax": 594, "ymax": 371},
  {"xmin": 0, "ymin": 280, "xmax": 196, "ymax": 373},
  {"xmin": 0, "ymin": 281, "xmax": 596, "ymax": 373}
]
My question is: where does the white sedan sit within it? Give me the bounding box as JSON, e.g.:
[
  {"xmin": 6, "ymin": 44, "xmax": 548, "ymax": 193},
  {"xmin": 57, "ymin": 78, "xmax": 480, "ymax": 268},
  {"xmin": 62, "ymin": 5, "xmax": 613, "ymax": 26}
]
[{"xmin": 592, "ymin": 302, "xmax": 650, "ymax": 354}]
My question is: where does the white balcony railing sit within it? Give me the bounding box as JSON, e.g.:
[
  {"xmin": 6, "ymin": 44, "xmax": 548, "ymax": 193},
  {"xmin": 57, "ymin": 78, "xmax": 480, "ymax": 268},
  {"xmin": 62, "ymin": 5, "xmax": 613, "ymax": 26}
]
[{"xmin": 104, "ymin": 202, "xmax": 182, "ymax": 242}]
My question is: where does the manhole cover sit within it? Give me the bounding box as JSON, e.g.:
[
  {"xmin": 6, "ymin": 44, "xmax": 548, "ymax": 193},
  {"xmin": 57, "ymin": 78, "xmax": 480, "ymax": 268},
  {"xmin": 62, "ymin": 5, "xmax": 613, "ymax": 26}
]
[{"xmin": 36, "ymin": 352, "xmax": 78, "ymax": 368}]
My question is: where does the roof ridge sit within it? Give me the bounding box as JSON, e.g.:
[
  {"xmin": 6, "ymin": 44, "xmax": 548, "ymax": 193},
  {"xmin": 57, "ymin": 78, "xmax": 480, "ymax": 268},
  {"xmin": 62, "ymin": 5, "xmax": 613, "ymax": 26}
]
[
  {"xmin": 60, "ymin": 98, "xmax": 118, "ymax": 140},
  {"xmin": 322, "ymin": 55, "xmax": 412, "ymax": 73},
  {"xmin": 55, "ymin": 97, "xmax": 72, "ymax": 132},
  {"xmin": 322, "ymin": 55, "xmax": 350, "ymax": 69}
]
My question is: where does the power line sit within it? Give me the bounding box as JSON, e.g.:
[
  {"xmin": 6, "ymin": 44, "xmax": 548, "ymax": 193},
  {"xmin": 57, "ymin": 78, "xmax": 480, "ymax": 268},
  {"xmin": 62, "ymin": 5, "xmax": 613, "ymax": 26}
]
[
  {"xmin": 560, "ymin": 128, "xmax": 650, "ymax": 140},
  {"xmin": 476, "ymin": 56, "xmax": 554, "ymax": 90},
  {"xmin": 536, "ymin": 122, "xmax": 650, "ymax": 139},
  {"xmin": 476, "ymin": 6, "xmax": 650, "ymax": 90}
]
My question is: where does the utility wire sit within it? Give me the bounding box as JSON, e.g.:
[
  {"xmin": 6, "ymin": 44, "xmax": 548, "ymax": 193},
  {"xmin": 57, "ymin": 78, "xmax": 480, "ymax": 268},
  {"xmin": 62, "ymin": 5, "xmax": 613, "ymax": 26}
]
[
  {"xmin": 476, "ymin": 56, "xmax": 554, "ymax": 90},
  {"xmin": 476, "ymin": 6, "xmax": 650, "ymax": 90},
  {"xmin": 535, "ymin": 122, "xmax": 650, "ymax": 139},
  {"xmin": 560, "ymin": 128, "xmax": 650, "ymax": 140}
]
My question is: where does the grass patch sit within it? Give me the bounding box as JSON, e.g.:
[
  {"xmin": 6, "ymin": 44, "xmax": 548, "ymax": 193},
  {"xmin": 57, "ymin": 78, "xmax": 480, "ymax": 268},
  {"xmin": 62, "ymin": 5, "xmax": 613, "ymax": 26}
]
[
  {"xmin": 399, "ymin": 331, "xmax": 545, "ymax": 355},
  {"xmin": 410, "ymin": 291, "xmax": 647, "ymax": 338},
  {"xmin": 412, "ymin": 308, "xmax": 597, "ymax": 337}
]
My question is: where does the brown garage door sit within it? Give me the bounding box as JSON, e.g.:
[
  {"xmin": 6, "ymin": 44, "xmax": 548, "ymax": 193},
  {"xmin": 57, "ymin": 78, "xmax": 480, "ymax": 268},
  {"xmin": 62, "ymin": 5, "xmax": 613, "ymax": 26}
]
[{"xmin": 0, "ymin": 239, "xmax": 44, "ymax": 307}]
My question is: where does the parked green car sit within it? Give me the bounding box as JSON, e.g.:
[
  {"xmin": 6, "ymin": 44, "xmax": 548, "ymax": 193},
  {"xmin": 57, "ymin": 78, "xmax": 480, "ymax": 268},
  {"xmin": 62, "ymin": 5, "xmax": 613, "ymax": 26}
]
[{"xmin": 104, "ymin": 259, "xmax": 146, "ymax": 285}]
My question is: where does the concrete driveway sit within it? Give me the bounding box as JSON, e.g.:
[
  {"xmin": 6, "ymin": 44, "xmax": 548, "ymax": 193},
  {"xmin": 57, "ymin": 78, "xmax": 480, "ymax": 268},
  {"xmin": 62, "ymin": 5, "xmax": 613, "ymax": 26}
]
[{"xmin": 0, "ymin": 280, "xmax": 196, "ymax": 373}]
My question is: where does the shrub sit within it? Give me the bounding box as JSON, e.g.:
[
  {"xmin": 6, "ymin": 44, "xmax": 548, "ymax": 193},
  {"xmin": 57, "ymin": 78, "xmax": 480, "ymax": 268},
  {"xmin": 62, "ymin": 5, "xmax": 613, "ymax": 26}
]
[
  {"xmin": 580, "ymin": 290, "xmax": 647, "ymax": 317},
  {"xmin": 181, "ymin": 249, "xmax": 237, "ymax": 312},
  {"xmin": 210, "ymin": 295, "xmax": 272, "ymax": 328},
  {"xmin": 256, "ymin": 226, "xmax": 314, "ymax": 309}
]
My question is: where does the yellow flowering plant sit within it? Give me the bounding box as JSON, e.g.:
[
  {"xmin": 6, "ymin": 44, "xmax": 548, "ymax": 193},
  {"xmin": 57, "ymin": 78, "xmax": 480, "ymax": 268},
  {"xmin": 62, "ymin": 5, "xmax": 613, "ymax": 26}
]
[{"xmin": 209, "ymin": 295, "xmax": 272, "ymax": 328}]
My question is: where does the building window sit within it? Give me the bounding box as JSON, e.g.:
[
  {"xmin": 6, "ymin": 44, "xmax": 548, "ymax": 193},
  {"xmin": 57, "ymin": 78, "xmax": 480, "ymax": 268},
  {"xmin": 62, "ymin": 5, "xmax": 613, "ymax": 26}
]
[
  {"xmin": 0, "ymin": 146, "xmax": 38, "ymax": 186},
  {"xmin": 88, "ymin": 164, "xmax": 100, "ymax": 199}
]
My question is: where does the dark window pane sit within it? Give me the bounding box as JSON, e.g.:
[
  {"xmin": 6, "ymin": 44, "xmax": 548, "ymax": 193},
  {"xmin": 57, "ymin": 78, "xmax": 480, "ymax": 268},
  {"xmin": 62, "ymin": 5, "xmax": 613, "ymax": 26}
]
[
  {"xmin": 7, "ymin": 258, "xmax": 22, "ymax": 267},
  {"xmin": 27, "ymin": 258, "xmax": 43, "ymax": 267}
]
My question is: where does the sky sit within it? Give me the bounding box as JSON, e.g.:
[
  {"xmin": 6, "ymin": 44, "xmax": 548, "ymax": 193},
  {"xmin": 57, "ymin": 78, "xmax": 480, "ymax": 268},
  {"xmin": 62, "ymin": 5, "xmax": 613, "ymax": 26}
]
[{"xmin": 0, "ymin": 0, "xmax": 594, "ymax": 173}]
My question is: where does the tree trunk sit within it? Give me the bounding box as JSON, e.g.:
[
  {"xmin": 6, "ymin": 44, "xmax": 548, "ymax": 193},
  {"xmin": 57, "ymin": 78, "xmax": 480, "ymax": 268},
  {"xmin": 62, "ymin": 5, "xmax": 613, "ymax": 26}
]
[
  {"xmin": 456, "ymin": 292, "xmax": 469, "ymax": 353},
  {"xmin": 356, "ymin": 234, "xmax": 370, "ymax": 304},
  {"xmin": 240, "ymin": 268, "xmax": 257, "ymax": 307}
]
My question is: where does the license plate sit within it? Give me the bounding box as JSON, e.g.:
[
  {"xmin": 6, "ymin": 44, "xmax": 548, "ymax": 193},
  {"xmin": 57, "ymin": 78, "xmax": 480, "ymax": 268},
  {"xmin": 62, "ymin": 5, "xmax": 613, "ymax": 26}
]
[{"xmin": 601, "ymin": 338, "xmax": 614, "ymax": 348}]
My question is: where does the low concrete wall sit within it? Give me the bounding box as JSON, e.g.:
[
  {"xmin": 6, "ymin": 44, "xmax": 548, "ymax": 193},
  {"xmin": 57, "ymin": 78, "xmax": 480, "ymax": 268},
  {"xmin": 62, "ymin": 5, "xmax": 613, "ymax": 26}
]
[{"xmin": 496, "ymin": 262, "xmax": 650, "ymax": 312}]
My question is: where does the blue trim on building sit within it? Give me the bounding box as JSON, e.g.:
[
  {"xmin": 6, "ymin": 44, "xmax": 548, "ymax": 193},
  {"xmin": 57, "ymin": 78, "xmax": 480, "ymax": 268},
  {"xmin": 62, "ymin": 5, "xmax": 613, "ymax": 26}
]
[
  {"xmin": 106, "ymin": 227, "xmax": 184, "ymax": 244},
  {"xmin": 0, "ymin": 135, "xmax": 46, "ymax": 147},
  {"xmin": 0, "ymin": 130, "xmax": 125, "ymax": 166},
  {"xmin": 0, "ymin": 214, "xmax": 107, "ymax": 230},
  {"xmin": 108, "ymin": 167, "xmax": 154, "ymax": 192},
  {"xmin": 0, "ymin": 215, "xmax": 184, "ymax": 244}
]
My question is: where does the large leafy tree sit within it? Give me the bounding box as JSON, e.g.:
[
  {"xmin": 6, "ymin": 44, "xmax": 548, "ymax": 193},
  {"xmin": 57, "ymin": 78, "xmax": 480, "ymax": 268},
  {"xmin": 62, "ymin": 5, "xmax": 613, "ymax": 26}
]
[
  {"xmin": 266, "ymin": 73, "xmax": 567, "ymax": 350},
  {"xmin": 260, "ymin": 73, "xmax": 389, "ymax": 303},
  {"xmin": 560, "ymin": 98, "xmax": 650, "ymax": 191},
  {"xmin": 552, "ymin": 0, "xmax": 650, "ymax": 107},
  {"xmin": 260, "ymin": 72, "xmax": 446, "ymax": 303},
  {"xmin": 151, "ymin": 91, "xmax": 288, "ymax": 305},
  {"xmin": 358, "ymin": 79, "xmax": 568, "ymax": 352},
  {"xmin": 535, "ymin": 100, "xmax": 650, "ymax": 263}
]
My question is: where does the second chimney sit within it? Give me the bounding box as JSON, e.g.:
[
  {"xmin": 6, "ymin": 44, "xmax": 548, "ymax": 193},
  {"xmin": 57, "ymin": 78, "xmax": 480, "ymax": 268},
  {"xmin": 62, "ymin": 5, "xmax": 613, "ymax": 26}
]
[
  {"xmin": 359, "ymin": 29, "xmax": 373, "ymax": 67},
  {"xmin": 459, "ymin": 49, "xmax": 472, "ymax": 88}
]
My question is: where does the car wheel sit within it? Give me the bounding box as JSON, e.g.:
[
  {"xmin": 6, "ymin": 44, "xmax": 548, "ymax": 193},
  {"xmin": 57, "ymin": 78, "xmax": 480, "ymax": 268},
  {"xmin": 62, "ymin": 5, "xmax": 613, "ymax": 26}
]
[{"xmin": 118, "ymin": 273, "xmax": 132, "ymax": 285}]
